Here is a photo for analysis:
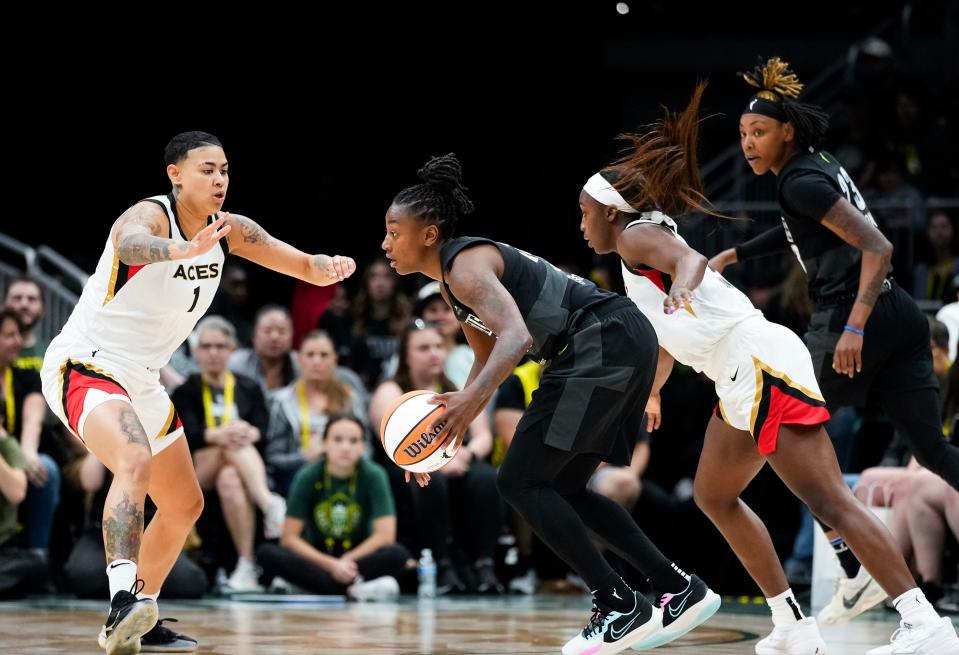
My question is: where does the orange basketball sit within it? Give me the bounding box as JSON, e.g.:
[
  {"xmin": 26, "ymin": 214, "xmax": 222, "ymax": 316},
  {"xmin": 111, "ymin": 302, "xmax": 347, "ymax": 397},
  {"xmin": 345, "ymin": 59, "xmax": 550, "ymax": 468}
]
[{"xmin": 379, "ymin": 390, "xmax": 460, "ymax": 473}]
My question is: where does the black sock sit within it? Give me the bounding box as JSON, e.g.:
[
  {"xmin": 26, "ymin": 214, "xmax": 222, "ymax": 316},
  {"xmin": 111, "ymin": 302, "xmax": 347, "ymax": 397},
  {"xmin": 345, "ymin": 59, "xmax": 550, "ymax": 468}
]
[
  {"xmin": 818, "ymin": 520, "xmax": 861, "ymax": 579},
  {"xmin": 594, "ymin": 571, "xmax": 635, "ymax": 613},
  {"xmin": 648, "ymin": 560, "xmax": 691, "ymax": 596},
  {"xmin": 830, "ymin": 537, "xmax": 862, "ymax": 579},
  {"xmin": 836, "ymin": 548, "xmax": 861, "ymax": 579}
]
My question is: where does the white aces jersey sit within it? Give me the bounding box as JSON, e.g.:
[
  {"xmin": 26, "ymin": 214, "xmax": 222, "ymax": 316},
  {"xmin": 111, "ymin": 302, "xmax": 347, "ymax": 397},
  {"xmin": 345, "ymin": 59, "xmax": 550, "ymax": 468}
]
[
  {"xmin": 620, "ymin": 212, "xmax": 761, "ymax": 380},
  {"xmin": 55, "ymin": 194, "xmax": 228, "ymax": 370}
]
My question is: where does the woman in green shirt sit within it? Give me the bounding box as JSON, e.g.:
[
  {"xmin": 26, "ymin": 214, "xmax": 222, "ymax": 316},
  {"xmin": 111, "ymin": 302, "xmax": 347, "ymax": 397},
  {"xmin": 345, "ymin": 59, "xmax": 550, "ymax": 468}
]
[{"xmin": 257, "ymin": 413, "xmax": 409, "ymax": 598}]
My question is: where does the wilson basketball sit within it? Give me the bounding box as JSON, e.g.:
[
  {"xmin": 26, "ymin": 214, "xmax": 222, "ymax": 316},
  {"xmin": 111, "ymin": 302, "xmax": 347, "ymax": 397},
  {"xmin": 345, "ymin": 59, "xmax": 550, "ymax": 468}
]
[{"xmin": 379, "ymin": 390, "xmax": 460, "ymax": 473}]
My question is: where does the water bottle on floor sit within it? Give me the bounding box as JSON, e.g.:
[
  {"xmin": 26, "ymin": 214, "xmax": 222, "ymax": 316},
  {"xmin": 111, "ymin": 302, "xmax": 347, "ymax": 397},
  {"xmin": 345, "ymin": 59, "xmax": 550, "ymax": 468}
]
[{"xmin": 418, "ymin": 548, "xmax": 436, "ymax": 598}]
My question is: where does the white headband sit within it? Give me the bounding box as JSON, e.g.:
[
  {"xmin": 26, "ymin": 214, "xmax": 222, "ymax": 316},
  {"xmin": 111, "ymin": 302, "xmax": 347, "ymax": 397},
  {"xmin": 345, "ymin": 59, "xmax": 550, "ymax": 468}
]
[{"xmin": 582, "ymin": 172, "xmax": 639, "ymax": 214}]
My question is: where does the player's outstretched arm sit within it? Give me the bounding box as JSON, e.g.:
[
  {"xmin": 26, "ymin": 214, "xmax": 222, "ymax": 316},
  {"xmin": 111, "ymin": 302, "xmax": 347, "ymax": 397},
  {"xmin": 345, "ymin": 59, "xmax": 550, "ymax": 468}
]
[
  {"xmin": 226, "ymin": 214, "xmax": 356, "ymax": 285},
  {"xmin": 114, "ymin": 203, "xmax": 230, "ymax": 265}
]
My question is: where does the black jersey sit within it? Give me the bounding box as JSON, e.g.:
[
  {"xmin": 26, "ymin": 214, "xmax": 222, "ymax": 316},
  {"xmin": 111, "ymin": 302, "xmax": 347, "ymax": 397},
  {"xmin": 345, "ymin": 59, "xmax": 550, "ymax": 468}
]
[
  {"xmin": 439, "ymin": 237, "xmax": 619, "ymax": 361},
  {"xmin": 777, "ymin": 149, "xmax": 882, "ymax": 301}
]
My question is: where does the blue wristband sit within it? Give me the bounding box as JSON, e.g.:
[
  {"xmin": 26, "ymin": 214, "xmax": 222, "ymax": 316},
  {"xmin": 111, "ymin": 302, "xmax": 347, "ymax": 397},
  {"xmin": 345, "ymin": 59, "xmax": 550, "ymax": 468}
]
[{"xmin": 843, "ymin": 325, "xmax": 864, "ymax": 336}]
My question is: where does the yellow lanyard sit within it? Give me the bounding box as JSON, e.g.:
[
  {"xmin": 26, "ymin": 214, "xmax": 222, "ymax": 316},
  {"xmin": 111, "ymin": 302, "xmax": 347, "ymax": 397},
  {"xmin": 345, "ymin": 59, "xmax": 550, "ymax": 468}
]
[
  {"xmin": 201, "ymin": 372, "xmax": 235, "ymax": 428},
  {"xmin": 296, "ymin": 380, "xmax": 313, "ymax": 450},
  {"xmin": 3, "ymin": 367, "xmax": 13, "ymax": 435}
]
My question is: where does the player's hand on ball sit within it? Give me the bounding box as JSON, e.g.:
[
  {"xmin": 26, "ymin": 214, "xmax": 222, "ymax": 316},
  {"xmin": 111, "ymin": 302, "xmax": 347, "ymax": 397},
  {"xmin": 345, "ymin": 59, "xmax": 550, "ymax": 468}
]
[
  {"xmin": 405, "ymin": 471, "xmax": 431, "ymax": 487},
  {"xmin": 428, "ymin": 390, "xmax": 480, "ymax": 452}
]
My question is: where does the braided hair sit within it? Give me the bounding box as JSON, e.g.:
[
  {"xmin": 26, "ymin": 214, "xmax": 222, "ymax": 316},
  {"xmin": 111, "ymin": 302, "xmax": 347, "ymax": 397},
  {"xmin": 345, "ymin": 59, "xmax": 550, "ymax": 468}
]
[
  {"xmin": 742, "ymin": 56, "xmax": 829, "ymax": 150},
  {"xmin": 393, "ymin": 153, "xmax": 475, "ymax": 240}
]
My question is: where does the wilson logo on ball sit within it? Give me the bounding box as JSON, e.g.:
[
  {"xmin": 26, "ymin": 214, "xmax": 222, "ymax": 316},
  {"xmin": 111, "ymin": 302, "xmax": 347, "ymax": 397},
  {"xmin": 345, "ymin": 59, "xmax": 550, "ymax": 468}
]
[
  {"xmin": 394, "ymin": 416, "xmax": 450, "ymax": 465},
  {"xmin": 380, "ymin": 390, "xmax": 461, "ymax": 473}
]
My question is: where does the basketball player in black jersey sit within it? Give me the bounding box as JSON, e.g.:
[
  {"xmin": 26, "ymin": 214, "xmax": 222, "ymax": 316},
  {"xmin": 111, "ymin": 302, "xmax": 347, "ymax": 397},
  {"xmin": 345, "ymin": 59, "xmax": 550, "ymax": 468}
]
[
  {"xmin": 710, "ymin": 57, "xmax": 959, "ymax": 653},
  {"xmin": 581, "ymin": 80, "xmax": 957, "ymax": 655},
  {"xmin": 381, "ymin": 154, "xmax": 719, "ymax": 654}
]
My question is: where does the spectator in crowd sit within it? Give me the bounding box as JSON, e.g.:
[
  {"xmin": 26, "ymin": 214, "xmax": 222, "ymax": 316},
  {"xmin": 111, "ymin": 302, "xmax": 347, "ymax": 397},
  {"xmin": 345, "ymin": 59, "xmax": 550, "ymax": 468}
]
[
  {"xmin": 265, "ymin": 330, "xmax": 366, "ymax": 496},
  {"xmin": 257, "ymin": 413, "xmax": 409, "ymax": 600},
  {"xmin": 350, "ymin": 258, "xmax": 410, "ymax": 388},
  {"xmin": 369, "ymin": 320, "xmax": 502, "ymax": 594},
  {"xmin": 230, "ymin": 305, "xmax": 300, "ymax": 396},
  {"xmin": 170, "ymin": 316, "xmax": 285, "ymax": 592},
  {"xmin": 914, "ymin": 210, "xmax": 959, "ymax": 304},
  {"xmin": 0, "ymin": 415, "xmax": 46, "ymax": 598},
  {"xmin": 63, "ymin": 453, "xmax": 206, "ymax": 602},
  {"xmin": 855, "ymin": 357, "xmax": 959, "ymax": 609},
  {"xmin": 928, "ymin": 317, "xmax": 952, "ymax": 384},
  {"xmin": 4, "ymin": 276, "xmax": 47, "ymax": 373},
  {"xmin": 413, "ymin": 282, "xmax": 474, "ymax": 389},
  {"xmin": 0, "ymin": 307, "xmax": 59, "ymax": 562}
]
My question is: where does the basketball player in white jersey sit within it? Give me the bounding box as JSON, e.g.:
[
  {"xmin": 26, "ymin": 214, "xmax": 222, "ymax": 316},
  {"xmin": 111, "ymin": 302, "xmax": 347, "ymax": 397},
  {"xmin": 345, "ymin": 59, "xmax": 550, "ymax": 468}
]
[
  {"xmin": 40, "ymin": 131, "xmax": 355, "ymax": 655},
  {"xmin": 578, "ymin": 84, "xmax": 957, "ymax": 655}
]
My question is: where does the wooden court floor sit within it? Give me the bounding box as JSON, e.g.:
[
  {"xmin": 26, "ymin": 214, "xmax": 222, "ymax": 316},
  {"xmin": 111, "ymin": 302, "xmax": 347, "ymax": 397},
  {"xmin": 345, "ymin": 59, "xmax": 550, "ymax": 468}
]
[{"xmin": 0, "ymin": 594, "xmax": 910, "ymax": 654}]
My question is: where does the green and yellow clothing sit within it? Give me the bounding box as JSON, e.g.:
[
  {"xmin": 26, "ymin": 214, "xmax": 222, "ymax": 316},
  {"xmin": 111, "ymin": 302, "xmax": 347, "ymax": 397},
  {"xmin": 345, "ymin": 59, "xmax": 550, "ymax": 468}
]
[{"xmin": 286, "ymin": 457, "xmax": 394, "ymax": 556}]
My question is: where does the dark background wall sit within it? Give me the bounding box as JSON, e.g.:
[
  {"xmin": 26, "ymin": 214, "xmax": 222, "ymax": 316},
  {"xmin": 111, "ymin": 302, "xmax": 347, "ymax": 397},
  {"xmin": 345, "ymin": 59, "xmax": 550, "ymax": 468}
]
[{"xmin": 5, "ymin": 2, "xmax": 951, "ymax": 302}]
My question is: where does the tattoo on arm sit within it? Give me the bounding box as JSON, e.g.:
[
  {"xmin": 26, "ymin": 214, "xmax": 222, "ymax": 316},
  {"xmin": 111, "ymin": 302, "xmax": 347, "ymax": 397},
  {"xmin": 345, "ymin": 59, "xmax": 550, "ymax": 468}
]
[
  {"xmin": 454, "ymin": 267, "xmax": 532, "ymax": 399},
  {"xmin": 236, "ymin": 216, "xmax": 273, "ymax": 246},
  {"xmin": 118, "ymin": 408, "xmax": 150, "ymax": 446},
  {"xmin": 461, "ymin": 273, "xmax": 508, "ymax": 322},
  {"xmin": 116, "ymin": 205, "xmax": 176, "ymax": 265},
  {"xmin": 103, "ymin": 491, "xmax": 144, "ymax": 562},
  {"xmin": 821, "ymin": 200, "xmax": 892, "ymax": 308},
  {"xmin": 858, "ymin": 263, "xmax": 889, "ymax": 307},
  {"xmin": 117, "ymin": 234, "xmax": 172, "ymax": 265}
]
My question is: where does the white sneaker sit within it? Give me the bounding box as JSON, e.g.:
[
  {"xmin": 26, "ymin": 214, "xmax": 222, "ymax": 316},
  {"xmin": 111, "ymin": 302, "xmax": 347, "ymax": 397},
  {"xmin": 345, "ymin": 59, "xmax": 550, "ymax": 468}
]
[
  {"xmin": 347, "ymin": 576, "xmax": 400, "ymax": 602},
  {"xmin": 268, "ymin": 576, "xmax": 296, "ymax": 594},
  {"xmin": 264, "ymin": 493, "xmax": 287, "ymax": 540},
  {"xmin": 755, "ymin": 617, "xmax": 827, "ymax": 655},
  {"xmin": 817, "ymin": 566, "xmax": 888, "ymax": 626},
  {"xmin": 225, "ymin": 558, "xmax": 263, "ymax": 592},
  {"xmin": 866, "ymin": 617, "xmax": 959, "ymax": 655},
  {"xmin": 509, "ymin": 569, "xmax": 538, "ymax": 595},
  {"xmin": 562, "ymin": 593, "xmax": 663, "ymax": 655}
]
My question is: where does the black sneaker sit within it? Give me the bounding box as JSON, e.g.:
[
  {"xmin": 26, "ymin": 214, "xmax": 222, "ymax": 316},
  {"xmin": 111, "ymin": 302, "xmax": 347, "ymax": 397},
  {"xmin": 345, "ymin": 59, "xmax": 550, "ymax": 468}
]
[
  {"xmin": 97, "ymin": 583, "xmax": 159, "ymax": 655},
  {"xmin": 561, "ymin": 592, "xmax": 662, "ymax": 655},
  {"xmin": 436, "ymin": 560, "xmax": 467, "ymax": 595},
  {"xmin": 140, "ymin": 618, "xmax": 198, "ymax": 652},
  {"xmin": 632, "ymin": 574, "xmax": 721, "ymax": 650},
  {"xmin": 474, "ymin": 559, "xmax": 504, "ymax": 595}
]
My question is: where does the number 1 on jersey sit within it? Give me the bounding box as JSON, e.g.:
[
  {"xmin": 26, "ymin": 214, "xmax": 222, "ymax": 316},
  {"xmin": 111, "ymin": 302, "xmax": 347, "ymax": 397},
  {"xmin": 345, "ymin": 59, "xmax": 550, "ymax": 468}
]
[{"xmin": 187, "ymin": 286, "xmax": 200, "ymax": 312}]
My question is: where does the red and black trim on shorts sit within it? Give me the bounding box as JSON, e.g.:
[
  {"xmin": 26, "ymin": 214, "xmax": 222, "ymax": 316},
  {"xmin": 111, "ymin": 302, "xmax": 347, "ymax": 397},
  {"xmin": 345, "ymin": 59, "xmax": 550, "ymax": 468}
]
[
  {"xmin": 59, "ymin": 360, "xmax": 130, "ymax": 438},
  {"xmin": 157, "ymin": 402, "xmax": 183, "ymax": 439},
  {"xmin": 750, "ymin": 358, "xmax": 830, "ymax": 454},
  {"xmin": 713, "ymin": 357, "xmax": 830, "ymax": 455}
]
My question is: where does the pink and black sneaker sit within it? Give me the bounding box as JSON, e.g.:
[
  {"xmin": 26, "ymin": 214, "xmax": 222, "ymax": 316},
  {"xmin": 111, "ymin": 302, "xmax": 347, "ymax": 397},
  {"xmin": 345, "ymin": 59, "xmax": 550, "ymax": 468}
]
[{"xmin": 632, "ymin": 574, "xmax": 720, "ymax": 650}]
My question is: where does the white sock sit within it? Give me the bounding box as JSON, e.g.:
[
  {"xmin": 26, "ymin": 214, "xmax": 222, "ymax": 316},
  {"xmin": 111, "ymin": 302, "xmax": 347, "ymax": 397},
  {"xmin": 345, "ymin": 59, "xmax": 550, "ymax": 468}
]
[
  {"xmin": 137, "ymin": 591, "xmax": 159, "ymax": 602},
  {"xmin": 106, "ymin": 559, "xmax": 137, "ymax": 600},
  {"xmin": 767, "ymin": 588, "xmax": 805, "ymax": 627},
  {"xmin": 893, "ymin": 588, "xmax": 940, "ymax": 627}
]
